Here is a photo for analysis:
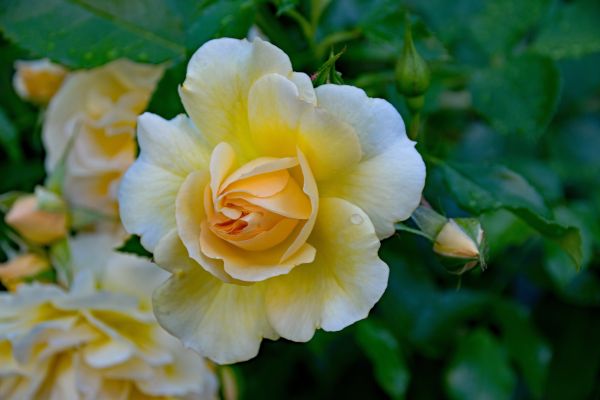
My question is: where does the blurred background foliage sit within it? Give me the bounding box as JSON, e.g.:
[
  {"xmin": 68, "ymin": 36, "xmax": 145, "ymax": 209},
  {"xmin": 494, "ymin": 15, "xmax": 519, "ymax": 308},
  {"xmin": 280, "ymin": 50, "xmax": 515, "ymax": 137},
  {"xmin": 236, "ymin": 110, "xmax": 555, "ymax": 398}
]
[{"xmin": 1, "ymin": 0, "xmax": 599, "ymax": 398}]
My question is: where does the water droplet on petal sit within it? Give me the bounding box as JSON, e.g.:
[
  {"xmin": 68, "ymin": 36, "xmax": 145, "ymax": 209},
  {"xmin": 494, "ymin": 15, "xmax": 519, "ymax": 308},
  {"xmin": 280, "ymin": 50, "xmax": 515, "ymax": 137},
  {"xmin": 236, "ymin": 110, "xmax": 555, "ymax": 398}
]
[{"xmin": 350, "ymin": 213, "xmax": 363, "ymax": 225}]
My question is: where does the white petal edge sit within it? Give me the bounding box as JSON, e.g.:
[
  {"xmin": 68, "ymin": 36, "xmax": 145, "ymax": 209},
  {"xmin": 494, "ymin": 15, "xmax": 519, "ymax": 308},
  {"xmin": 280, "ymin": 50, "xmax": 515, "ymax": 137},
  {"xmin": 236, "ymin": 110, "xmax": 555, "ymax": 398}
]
[
  {"xmin": 315, "ymin": 84, "xmax": 407, "ymax": 159},
  {"xmin": 320, "ymin": 139, "xmax": 426, "ymax": 238}
]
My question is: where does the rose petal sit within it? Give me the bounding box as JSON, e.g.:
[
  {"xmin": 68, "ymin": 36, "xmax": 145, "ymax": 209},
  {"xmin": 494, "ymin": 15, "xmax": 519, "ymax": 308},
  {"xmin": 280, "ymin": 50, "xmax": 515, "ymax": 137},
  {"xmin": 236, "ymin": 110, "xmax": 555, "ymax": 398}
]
[
  {"xmin": 298, "ymin": 106, "xmax": 362, "ymax": 181},
  {"xmin": 320, "ymin": 140, "xmax": 425, "ymax": 238},
  {"xmin": 315, "ymin": 84, "xmax": 425, "ymax": 238},
  {"xmin": 153, "ymin": 267, "xmax": 277, "ymax": 365},
  {"xmin": 265, "ymin": 198, "xmax": 389, "ymax": 342},
  {"xmin": 248, "ymin": 73, "xmax": 310, "ymax": 158},
  {"xmin": 229, "ymin": 176, "xmax": 311, "ymax": 220},
  {"xmin": 118, "ymin": 160, "xmax": 182, "ymax": 252},
  {"xmin": 136, "ymin": 113, "xmax": 210, "ymax": 177},
  {"xmin": 175, "ymin": 171, "xmax": 232, "ymax": 282},
  {"xmin": 200, "ymin": 222, "xmax": 315, "ymax": 282},
  {"xmin": 315, "ymin": 84, "xmax": 406, "ymax": 159},
  {"xmin": 180, "ymin": 38, "xmax": 292, "ymax": 158}
]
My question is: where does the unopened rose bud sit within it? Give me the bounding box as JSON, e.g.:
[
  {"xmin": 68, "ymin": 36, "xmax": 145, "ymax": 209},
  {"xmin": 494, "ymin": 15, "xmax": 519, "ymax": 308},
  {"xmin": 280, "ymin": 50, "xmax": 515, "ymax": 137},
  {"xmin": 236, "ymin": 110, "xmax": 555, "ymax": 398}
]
[
  {"xmin": 395, "ymin": 18, "xmax": 430, "ymax": 103},
  {"xmin": 5, "ymin": 195, "xmax": 67, "ymax": 245},
  {"xmin": 13, "ymin": 59, "xmax": 67, "ymax": 105},
  {"xmin": 434, "ymin": 218, "xmax": 485, "ymax": 274},
  {"xmin": 411, "ymin": 205, "xmax": 485, "ymax": 274},
  {"xmin": 0, "ymin": 253, "xmax": 51, "ymax": 291}
]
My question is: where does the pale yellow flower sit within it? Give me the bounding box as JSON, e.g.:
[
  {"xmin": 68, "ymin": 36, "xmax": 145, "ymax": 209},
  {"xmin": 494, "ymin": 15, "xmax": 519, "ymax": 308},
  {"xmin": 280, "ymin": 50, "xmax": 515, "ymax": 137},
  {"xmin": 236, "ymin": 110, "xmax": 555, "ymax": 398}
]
[
  {"xmin": 119, "ymin": 38, "xmax": 426, "ymax": 363},
  {"xmin": 0, "ymin": 253, "xmax": 50, "ymax": 291},
  {"xmin": 5, "ymin": 195, "xmax": 67, "ymax": 244},
  {"xmin": 0, "ymin": 233, "xmax": 217, "ymax": 400},
  {"xmin": 43, "ymin": 60, "xmax": 163, "ymax": 216},
  {"xmin": 13, "ymin": 58, "xmax": 67, "ymax": 105}
]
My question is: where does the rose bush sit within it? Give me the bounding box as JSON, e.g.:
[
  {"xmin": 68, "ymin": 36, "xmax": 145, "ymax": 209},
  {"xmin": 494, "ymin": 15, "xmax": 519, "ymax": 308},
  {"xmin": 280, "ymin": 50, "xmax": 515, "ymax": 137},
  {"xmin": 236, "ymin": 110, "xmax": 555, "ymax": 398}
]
[{"xmin": 119, "ymin": 37, "xmax": 426, "ymax": 364}]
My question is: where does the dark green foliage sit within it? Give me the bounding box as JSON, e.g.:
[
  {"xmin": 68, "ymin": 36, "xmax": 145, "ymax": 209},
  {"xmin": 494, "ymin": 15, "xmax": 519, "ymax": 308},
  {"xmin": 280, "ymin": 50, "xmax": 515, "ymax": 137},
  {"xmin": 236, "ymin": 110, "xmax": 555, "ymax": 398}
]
[
  {"xmin": 1, "ymin": 0, "xmax": 599, "ymax": 398},
  {"xmin": 115, "ymin": 235, "xmax": 153, "ymax": 259},
  {"xmin": 0, "ymin": 0, "xmax": 255, "ymax": 68}
]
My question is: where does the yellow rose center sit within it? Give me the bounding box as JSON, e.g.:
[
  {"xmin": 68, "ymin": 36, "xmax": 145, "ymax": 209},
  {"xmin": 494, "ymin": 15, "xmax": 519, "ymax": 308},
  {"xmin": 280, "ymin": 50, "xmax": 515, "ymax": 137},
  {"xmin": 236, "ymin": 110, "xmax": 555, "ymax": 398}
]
[{"xmin": 204, "ymin": 156, "xmax": 312, "ymax": 252}]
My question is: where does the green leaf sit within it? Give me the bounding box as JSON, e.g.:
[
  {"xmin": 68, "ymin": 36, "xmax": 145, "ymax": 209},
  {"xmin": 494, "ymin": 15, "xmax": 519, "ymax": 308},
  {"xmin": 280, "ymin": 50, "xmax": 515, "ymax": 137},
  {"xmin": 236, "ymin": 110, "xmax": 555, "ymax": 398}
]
[
  {"xmin": 480, "ymin": 210, "xmax": 534, "ymax": 258},
  {"xmin": 533, "ymin": 0, "xmax": 600, "ymax": 59},
  {"xmin": 544, "ymin": 203, "xmax": 600, "ymax": 305},
  {"xmin": 356, "ymin": 319, "xmax": 410, "ymax": 400},
  {"xmin": 445, "ymin": 329, "xmax": 516, "ymax": 400},
  {"xmin": 539, "ymin": 303, "xmax": 600, "ymax": 399},
  {"xmin": 116, "ymin": 235, "xmax": 153, "ymax": 259},
  {"xmin": 146, "ymin": 62, "xmax": 187, "ymax": 119},
  {"xmin": 492, "ymin": 301, "xmax": 551, "ymax": 398},
  {"xmin": 0, "ymin": 0, "xmax": 256, "ymax": 69},
  {"xmin": 440, "ymin": 162, "xmax": 583, "ymax": 268},
  {"xmin": 175, "ymin": 0, "xmax": 256, "ymax": 51},
  {"xmin": 469, "ymin": 53, "xmax": 561, "ymax": 139},
  {"xmin": 0, "ymin": 0, "xmax": 185, "ymax": 68},
  {"xmin": 0, "ymin": 160, "xmax": 45, "ymax": 193},
  {"xmin": 469, "ymin": 0, "xmax": 550, "ymax": 56},
  {"xmin": 411, "ymin": 291, "xmax": 491, "ymax": 355},
  {"xmin": 411, "ymin": 0, "xmax": 484, "ymax": 45},
  {"xmin": 0, "ymin": 107, "xmax": 21, "ymax": 162}
]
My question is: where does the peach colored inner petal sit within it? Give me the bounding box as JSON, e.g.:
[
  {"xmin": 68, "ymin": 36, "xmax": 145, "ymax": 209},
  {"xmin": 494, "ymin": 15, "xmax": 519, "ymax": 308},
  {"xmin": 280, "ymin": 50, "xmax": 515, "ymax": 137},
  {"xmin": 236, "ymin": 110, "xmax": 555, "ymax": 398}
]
[
  {"xmin": 227, "ymin": 177, "xmax": 311, "ymax": 220},
  {"xmin": 209, "ymin": 142, "xmax": 237, "ymax": 206},
  {"xmin": 198, "ymin": 142, "xmax": 318, "ymax": 281},
  {"xmin": 280, "ymin": 148, "xmax": 319, "ymax": 261},
  {"xmin": 219, "ymin": 156, "xmax": 298, "ymax": 190},
  {"xmin": 226, "ymin": 218, "xmax": 299, "ymax": 251},
  {"xmin": 221, "ymin": 169, "xmax": 290, "ymax": 198}
]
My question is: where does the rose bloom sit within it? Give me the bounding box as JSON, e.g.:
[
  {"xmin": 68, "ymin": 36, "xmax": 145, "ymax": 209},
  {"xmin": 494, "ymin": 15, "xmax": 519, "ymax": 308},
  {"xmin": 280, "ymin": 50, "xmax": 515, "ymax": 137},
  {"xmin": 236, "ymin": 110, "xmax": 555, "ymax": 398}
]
[
  {"xmin": 0, "ymin": 233, "xmax": 217, "ymax": 399},
  {"xmin": 43, "ymin": 60, "xmax": 163, "ymax": 216},
  {"xmin": 119, "ymin": 38, "xmax": 425, "ymax": 364}
]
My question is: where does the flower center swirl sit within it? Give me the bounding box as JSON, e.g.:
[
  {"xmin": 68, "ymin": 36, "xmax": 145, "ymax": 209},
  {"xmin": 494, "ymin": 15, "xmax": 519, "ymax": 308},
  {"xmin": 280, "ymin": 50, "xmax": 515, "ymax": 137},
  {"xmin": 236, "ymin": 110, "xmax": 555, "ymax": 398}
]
[{"xmin": 205, "ymin": 156, "xmax": 311, "ymax": 252}]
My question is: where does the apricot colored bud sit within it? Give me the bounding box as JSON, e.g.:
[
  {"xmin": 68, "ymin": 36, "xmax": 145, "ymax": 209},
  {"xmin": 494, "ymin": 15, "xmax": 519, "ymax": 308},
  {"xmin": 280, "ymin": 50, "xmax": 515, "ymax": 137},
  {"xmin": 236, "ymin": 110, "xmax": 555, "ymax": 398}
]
[
  {"xmin": 5, "ymin": 195, "xmax": 67, "ymax": 244},
  {"xmin": 0, "ymin": 253, "xmax": 50, "ymax": 291},
  {"xmin": 434, "ymin": 218, "xmax": 483, "ymax": 260},
  {"xmin": 13, "ymin": 59, "xmax": 67, "ymax": 105}
]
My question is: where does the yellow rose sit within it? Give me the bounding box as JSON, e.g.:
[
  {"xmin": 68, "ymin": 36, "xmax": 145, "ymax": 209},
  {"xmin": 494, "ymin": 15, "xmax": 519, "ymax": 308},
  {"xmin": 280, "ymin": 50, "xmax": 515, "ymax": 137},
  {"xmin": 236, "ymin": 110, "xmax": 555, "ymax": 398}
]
[
  {"xmin": 5, "ymin": 194, "xmax": 67, "ymax": 244},
  {"xmin": 0, "ymin": 233, "xmax": 217, "ymax": 400},
  {"xmin": 0, "ymin": 253, "xmax": 50, "ymax": 291},
  {"xmin": 119, "ymin": 38, "xmax": 426, "ymax": 364},
  {"xmin": 43, "ymin": 59, "xmax": 163, "ymax": 216},
  {"xmin": 13, "ymin": 58, "xmax": 67, "ymax": 104}
]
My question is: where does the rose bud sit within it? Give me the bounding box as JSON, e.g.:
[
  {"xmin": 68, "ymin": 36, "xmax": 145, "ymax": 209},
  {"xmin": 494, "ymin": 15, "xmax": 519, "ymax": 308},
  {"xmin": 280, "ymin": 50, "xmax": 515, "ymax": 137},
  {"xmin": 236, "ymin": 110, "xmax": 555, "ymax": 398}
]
[
  {"xmin": 13, "ymin": 59, "xmax": 67, "ymax": 105},
  {"xmin": 5, "ymin": 194, "xmax": 67, "ymax": 245},
  {"xmin": 433, "ymin": 218, "xmax": 486, "ymax": 274},
  {"xmin": 0, "ymin": 253, "xmax": 51, "ymax": 291}
]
